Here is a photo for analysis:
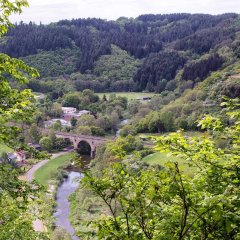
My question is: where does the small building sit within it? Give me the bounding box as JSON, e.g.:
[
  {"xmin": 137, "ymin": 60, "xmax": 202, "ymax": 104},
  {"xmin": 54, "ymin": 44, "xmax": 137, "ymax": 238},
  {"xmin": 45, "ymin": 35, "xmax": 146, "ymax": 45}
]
[
  {"xmin": 16, "ymin": 150, "xmax": 26, "ymax": 162},
  {"xmin": 7, "ymin": 153, "xmax": 17, "ymax": 164},
  {"xmin": 28, "ymin": 143, "xmax": 42, "ymax": 151},
  {"xmin": 62, "ymin": 107, "xmax": 77, "ymax": 114},
  {"xmin": 44, "ymin": 118, "xmax": 72, "ymax": 128},
  {"xmin": 7, "ymin": 150, "xmax": 26, "ymax": 164},
  {"xmin": 136, "ymin": 97, "xmax": 152, "ymax": 102},
  {"xmin": 142, "ymin": 97, "xmax": 152, "ymax": 101},
  {"xmin": 63, "ymin": 110, "xmax": 91, "ymax": 121},
  {"xmin": 79, "ymin": 110, "xmax": 91, "ymax": 115}
]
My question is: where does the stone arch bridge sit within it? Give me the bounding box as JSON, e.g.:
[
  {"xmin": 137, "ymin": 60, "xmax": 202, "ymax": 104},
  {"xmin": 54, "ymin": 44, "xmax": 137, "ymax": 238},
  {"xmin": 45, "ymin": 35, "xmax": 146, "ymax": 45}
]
[{"xmin": 55, "ymin": 132, "xmax": 108, "ymax": 157}]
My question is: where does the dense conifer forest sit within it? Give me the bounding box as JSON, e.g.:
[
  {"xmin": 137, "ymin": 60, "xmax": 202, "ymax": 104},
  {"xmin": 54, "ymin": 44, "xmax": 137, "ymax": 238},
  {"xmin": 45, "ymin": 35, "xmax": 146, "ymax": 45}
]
[
  {"xmin": 1, "ymin": 6, "xmax": 240, "ymax": 239},
  {"xmin": 1, "ymin": 13, "xmax": 240, "ymax": 93}
]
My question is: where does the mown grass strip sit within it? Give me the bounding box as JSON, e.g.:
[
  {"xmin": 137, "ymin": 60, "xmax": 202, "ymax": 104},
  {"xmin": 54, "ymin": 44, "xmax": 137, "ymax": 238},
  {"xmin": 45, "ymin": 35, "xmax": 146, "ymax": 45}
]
[
  {"xmin": 34, "ymin": 152, "xmax": 74, "ymax": 185},
  {"xmin": 143, "ymin": 151, "xmax": 194, "ymax": 175},
  {"xmin": 97, "ymin": 92, "xmax": 159, "ymax": 100}
]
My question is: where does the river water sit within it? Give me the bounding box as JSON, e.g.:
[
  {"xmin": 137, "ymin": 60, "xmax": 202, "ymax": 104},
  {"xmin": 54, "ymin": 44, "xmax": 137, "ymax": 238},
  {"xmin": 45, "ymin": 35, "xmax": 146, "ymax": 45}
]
[
  {"xmin": 116, "ymin": 119, "xmax": 129, "ymax": 136},
  {"xmin": 53, "ymin": 122, "xmax": 128, "ymax": 239},
  {"xmin": 53, "ymin": 119, "xmax": 128, "ymax": 239},
  {"xmin": 53, "ymin": 171, "xmax": 82, "ymax": 240}
]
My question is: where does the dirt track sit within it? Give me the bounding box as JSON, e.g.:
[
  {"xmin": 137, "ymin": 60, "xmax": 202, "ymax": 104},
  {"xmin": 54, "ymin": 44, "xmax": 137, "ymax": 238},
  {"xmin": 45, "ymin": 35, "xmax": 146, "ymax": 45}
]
[
  {"xmin": 24, "ymin": 152, "xmax": 69, "ymax": 181},
  {"xmin": 24, "ymin": 151, "xmax": 70, "ymax": 232},
  {"xmin": 25, "ymin": 160, "xmax": 49, "ymax": 181}
]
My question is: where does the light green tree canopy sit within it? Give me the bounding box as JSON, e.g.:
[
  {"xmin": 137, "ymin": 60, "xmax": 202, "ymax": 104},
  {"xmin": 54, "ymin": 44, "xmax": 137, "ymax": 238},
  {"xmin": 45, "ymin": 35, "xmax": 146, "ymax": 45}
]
[
  {"xmin": 82, "ymin": 98, "xmax": 240, "ymax": 239},
  {"xmin": 0, "ymin": 1, "xmax": 48, "ymax": 239},
  {"xmin": 0, "ymin": 0, "xmax": 39, "ymax": 148}
]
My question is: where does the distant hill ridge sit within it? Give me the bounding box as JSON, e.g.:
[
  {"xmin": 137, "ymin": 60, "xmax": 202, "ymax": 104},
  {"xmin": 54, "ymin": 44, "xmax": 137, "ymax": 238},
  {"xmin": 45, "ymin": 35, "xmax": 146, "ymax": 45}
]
[{"xmin": 1, "ymin": 13, "xmax": 240, "ymax": 93}]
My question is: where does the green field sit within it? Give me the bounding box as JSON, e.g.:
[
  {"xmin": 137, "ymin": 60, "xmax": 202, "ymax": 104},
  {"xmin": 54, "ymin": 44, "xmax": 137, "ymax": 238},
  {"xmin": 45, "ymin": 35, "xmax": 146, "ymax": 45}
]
[
  {"xmin": 143, "ymin": 151, "xmax": 194, "ymax": 174},
  {"xmin": 35, "ymin": 152, "xmax": 74, "ymax": 185},
  {"xmin": 97, "ymin": 92, "xmax": 159, "ymax": 100},
  {"xmin": 0, "ymin": 144, "xmax": 13, "ymax": 155},
  {"xmin": 139, "ymin": 131, "xmax": 204, "ymax": 138}
]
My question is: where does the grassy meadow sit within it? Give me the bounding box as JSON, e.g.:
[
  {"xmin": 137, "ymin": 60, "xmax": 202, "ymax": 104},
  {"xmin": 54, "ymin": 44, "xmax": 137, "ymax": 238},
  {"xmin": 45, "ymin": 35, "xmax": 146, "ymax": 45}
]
[
  {"xmin": 143, "ymin": 151, "xmax": 195, "ymax": 175},
  {"xmin": 139, "ymin": 131, "xmax": 205, "ymax": 139},
  {"xmin": 97, "ymin": 92, "xmax": 159, "ymax": 100},
  {"xmin": 34, "ymin": 152, "xmax": 74, "ymax": 185},
  {"xmin": 141, "ymin": 131, "xmax": 205, "ymax": 174}
]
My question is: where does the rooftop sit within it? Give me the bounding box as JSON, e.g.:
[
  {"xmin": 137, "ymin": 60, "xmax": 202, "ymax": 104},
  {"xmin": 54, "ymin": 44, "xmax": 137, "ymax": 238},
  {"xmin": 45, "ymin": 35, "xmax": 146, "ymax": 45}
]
[
  {"xmin": 62, "ymin": 107, "xmax": 77, "ymax": 114},
  {"xmin": 44, "ymin": 119, "xmax": 71, "ymax": 127}
]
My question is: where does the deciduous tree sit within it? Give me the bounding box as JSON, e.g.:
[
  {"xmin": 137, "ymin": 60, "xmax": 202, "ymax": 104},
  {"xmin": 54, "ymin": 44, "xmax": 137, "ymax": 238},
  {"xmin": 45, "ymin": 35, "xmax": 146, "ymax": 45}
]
[
  {"xmin": 82, "ymin": 99, "xmax": 240, "ymax": 239},
  {"xmin": 0, "ymin": 1, "xmax": 47, "ymax": 239}
]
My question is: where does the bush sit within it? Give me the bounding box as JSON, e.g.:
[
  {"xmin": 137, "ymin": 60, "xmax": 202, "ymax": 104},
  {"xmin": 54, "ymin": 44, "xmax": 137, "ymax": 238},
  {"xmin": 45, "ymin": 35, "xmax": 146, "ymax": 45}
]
[
  {"xmin": 90, "ymin": 126, "xmax": 105, "ymax": 136},
  {"xmin": 119, "ymin": 125, "xmax": 137, "ymax": 137},
  {"xmin": 51, "ymin": 227, "xmax": 71, "ymax": 240},
  {"xmin": 39, "ymin": 137, "xmax": 53, "ymax": 152},
  {"xmin": 54, "ymin": 138, "xmax": 71, "ymax": 150},
  {"xmin": 138, "ymin": 149, "xmax": 155, "ymax": 158},
  {"xmin": 76, "ymin": 126, "xmax": 92, "ymax": 135}
]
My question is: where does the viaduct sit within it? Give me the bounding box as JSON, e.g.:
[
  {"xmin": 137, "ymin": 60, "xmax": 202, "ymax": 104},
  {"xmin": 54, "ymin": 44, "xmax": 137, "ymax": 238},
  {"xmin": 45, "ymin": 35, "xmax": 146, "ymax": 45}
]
[{"xmin": 55, "ymin": 132, "xmax": 108, "ymax": 157}]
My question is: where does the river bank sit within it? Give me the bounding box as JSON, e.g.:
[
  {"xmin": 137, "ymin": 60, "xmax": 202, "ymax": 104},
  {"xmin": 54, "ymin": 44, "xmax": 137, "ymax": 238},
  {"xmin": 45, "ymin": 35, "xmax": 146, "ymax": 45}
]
[
  {"xmin": 34, "ymin": 152, "xmax": 75, "ymax": 185},
  {"xmin": 34, "ymin": 152, "xmax": 77, "ymax": 237},
  {"xmin": 68, "ymin": 183, "xmax": 106, "ymax": 239},
  {"xmin": 24, "ymin": 151, "xmax": 73, "ymax": 233},
  {"xmin": 25, "ymin": 150, "xmax": 103, "ymax": 238},
  {"xmin": 54, "ymin": 171, "xmax": 82, "ymax": 240},
  {"xmin": 53, "ymin": 155, "xmax": 93, "ymax": 238}
]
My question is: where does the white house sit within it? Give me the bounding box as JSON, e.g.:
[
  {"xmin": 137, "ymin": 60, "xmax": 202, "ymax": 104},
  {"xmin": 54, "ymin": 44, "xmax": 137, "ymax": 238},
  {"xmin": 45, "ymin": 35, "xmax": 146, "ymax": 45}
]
[
  {"xmin": 63, "ymin": 109, "xmax": 91, "ymax": 121},
  {"xmin": 61, "ymin": 107, "xmax": 77, "ymax": 114},
  {"xmin": 44, "ymin": 118, "xmax": 71, "ymax": 128}
]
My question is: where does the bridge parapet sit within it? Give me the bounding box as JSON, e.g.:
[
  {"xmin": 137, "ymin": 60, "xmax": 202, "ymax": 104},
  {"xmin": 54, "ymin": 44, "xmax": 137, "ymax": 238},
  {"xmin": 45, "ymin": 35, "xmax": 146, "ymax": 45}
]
[
  {"xmin": 55, "ymin": 132, "xmax": 108, "ymax": 142},
  {"xmin": 55, "ymin": 131, "xmax": 110, "ymax": 157}
]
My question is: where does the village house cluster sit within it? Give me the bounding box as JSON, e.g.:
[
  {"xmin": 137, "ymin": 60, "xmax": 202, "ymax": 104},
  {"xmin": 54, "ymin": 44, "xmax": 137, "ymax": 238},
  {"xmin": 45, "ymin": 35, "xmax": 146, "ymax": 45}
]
[
  {"xmin": 44, "ymin": 107, "xmax": 90, "ymax": 128},
  {"xmin": 1, "ymin": 107, "xmax": 92, "ymax": 166}
]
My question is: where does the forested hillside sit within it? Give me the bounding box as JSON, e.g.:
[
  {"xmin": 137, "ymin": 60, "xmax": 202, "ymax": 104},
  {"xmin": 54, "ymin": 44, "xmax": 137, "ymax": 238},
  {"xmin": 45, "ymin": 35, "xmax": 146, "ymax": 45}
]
[
  {"xmin": 1, "ymin": 3, "xmax": 240, "ymax": 239},
  {"xmin": 1, "ymin": 13, "xmax": 240, "ymax": 93}
]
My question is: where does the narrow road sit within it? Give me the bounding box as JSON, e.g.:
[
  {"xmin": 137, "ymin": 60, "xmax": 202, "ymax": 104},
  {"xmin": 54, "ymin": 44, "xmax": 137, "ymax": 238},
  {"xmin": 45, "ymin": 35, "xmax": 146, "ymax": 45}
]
[
  {"xmin": 25, "ymin": 159, "xmax": 49, "ymax": 181},
  {"xmin": 24, "ymin": 151, "xmax": 71, "ymax": 232},
  {"xmin": 25, "ymin": 151, "xmax": 70, "ymax": 181},
  {"xmin": 24, "ymin": 159, "xmax": 49, "ymax": 232}
]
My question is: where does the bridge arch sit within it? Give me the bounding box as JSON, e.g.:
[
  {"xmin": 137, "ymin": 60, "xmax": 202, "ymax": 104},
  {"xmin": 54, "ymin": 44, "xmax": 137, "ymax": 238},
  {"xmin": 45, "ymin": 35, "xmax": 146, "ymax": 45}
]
[
  {"xmin": 55, "ymin": 132, "xmax": 108, "ymax": 158},
  {"xmin": 77, "ymin": 140, "xmax": 93, "ymax": 157}
]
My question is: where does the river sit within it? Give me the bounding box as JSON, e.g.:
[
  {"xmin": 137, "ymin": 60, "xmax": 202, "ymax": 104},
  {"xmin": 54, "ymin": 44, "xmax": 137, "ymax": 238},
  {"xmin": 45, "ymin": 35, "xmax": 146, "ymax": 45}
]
[
  {"xmin": 53, "ymin": 120, "xmax": 129, "ymax": 239},
  {"xmin": 53, "ymin": 171, "xmax": 82, "ymax": 240},
  {"xmin": 116, "ymin": 119, "xmax": 129, "ymax": 136},
  {"xmin": 54, "ymin": 119, "xmax": 129, "ymax": 238},
  {"xmin": 53, "ymin": 154, "xmax": 91, "ymax": 239}
]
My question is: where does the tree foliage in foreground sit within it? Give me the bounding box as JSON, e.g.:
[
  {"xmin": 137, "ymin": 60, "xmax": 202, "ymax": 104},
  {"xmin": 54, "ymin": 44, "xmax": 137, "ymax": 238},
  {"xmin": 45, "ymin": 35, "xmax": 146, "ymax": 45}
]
[
  {"xmin": 82, "ymin": 98, "xmax": 240, "ymax": 239},
  {"xmin": 0, "ymin": 165, "xmax": 46, "ymax": 239},
  {"xmin": 0, "ymin": 0, "xmax": 39, "ymax": 150},
  {"xmin": 0, "ymin": 1, "xmax": 48, "ymax": 239}
]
